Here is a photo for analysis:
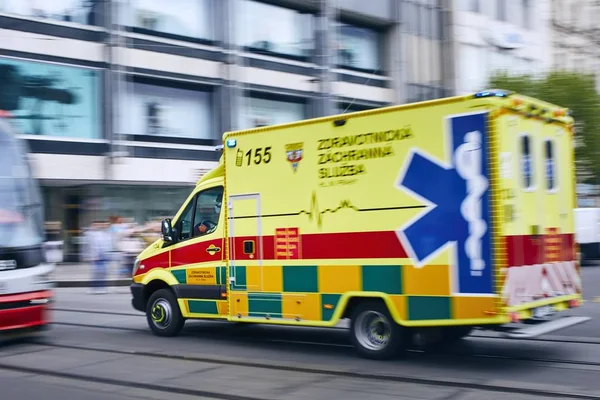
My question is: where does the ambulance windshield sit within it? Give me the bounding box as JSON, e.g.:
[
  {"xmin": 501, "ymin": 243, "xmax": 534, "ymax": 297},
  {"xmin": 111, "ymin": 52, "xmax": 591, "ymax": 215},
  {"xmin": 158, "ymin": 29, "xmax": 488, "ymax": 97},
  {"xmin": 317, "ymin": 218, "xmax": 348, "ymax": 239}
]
[{"xmin": 0, "ymin": 119, "xmax": 44, "ymax": 249}]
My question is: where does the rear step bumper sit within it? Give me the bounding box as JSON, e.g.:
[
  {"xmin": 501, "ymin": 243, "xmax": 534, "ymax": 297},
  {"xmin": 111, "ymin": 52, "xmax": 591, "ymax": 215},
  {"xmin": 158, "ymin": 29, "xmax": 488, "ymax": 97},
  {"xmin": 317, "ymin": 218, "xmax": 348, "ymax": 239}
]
[{"xmin": 500, "ymin": 316, "xmax": 591, "ymax": 339}]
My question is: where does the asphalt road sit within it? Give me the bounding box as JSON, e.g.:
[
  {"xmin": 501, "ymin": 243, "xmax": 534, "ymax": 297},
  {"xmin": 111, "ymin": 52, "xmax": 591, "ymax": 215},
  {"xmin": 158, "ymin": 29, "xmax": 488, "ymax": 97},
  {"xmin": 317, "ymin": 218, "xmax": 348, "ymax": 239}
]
[{"xmin": 1, "ymin": 267, "xmax": 600, "ymax": 400}]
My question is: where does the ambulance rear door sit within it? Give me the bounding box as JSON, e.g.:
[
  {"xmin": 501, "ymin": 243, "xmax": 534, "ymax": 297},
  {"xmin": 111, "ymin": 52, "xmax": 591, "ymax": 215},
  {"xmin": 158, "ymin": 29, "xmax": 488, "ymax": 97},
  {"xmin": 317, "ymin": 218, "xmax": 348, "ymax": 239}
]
[{"xmin": 498, "ymin": 108, "xmax": 580, "ymax": 311}]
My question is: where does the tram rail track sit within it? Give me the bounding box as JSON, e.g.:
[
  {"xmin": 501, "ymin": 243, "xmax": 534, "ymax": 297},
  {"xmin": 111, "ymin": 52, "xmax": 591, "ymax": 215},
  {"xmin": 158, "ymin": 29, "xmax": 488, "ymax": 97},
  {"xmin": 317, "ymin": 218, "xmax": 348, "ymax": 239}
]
[
  {"xmin": 35, "ymin": 330, "xmax": 600, "ymax": 370},
  {"xmin": 50, "ymin": 318, "xmax": 600, "ymax": 367},
  {"xmin": 2, "ymin": 340, "xmax": 599, "ymax": 400},
  {"xmin": 53, "ymin": 307, "xmax": 600, "ymax": 346},
  {"xmin": 0, "ymin": 362, "xmax": 263, "ymax": 400},
  {"xmin": 52, "ymin": 307, "xmax": 143, "ymax": 318}
]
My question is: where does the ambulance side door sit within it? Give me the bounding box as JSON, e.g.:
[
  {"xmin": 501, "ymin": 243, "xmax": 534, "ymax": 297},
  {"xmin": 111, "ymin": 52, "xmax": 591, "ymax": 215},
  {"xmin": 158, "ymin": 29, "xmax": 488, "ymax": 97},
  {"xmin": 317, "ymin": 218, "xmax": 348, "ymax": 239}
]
[{"xmin": 168, "ymin": 185, "xmax": 226, "ymax": 304}]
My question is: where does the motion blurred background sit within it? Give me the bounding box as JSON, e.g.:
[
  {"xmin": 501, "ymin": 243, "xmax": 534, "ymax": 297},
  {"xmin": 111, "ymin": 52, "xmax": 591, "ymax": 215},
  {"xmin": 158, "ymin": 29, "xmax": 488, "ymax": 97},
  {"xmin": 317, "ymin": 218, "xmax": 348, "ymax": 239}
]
[{"xmin": 0, "ymin": 0, "xmax": 598, "ymax": 264}]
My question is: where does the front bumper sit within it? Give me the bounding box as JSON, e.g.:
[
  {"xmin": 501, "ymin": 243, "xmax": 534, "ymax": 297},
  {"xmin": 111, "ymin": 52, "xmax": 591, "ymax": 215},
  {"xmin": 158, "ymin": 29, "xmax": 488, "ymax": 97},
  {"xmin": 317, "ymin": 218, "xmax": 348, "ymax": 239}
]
[
  {"xmin": 0, "ymin": 290, "xmax": 53, "ymax": 332},
  {"xmin": 131, "ymin": 283, "xmax": 145, "ymax": 312}
]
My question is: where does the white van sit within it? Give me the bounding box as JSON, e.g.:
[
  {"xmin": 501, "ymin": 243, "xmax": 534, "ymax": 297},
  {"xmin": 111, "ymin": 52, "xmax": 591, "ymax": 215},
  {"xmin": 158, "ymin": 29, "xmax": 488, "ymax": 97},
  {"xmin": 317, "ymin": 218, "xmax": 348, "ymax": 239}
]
[{"xmin": 575, "ymin": 207, "xmax": 600, "ymax": 263}]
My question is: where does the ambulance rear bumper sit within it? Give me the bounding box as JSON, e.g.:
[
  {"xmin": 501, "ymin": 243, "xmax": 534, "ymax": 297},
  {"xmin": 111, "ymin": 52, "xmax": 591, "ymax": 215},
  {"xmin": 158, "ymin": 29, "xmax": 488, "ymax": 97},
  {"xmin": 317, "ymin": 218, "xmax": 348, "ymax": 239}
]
[{"xmin": 499, "ymin": 316, "xmax": 591, "ymax": 339}]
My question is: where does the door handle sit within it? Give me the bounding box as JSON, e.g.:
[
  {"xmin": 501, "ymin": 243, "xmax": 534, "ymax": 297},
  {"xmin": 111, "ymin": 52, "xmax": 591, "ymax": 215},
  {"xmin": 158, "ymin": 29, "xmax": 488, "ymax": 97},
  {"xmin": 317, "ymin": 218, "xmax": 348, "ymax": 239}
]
[{"xmin": 206, "ymin": 244, "xmax": 221, "ymax": 255}]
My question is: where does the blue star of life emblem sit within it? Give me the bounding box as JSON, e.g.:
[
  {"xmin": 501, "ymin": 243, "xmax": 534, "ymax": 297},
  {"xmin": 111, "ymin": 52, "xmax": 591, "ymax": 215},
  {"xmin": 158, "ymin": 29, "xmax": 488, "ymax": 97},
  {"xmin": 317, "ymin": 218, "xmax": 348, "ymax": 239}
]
[{"xmin": 395, "ymin": 111, "xmax": 495, "ymax": 295}]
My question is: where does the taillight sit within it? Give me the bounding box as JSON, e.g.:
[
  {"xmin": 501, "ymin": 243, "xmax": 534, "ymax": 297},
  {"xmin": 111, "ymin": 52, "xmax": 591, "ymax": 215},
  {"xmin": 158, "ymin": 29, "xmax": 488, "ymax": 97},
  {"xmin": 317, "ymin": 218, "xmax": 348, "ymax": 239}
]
[
  {"xmin": 509, "ymin": 312, "xmax": 520, "ymax": 323},
  {"xmin": 568, "ymin": 299, "xmax": 581, "ymax": 308}
]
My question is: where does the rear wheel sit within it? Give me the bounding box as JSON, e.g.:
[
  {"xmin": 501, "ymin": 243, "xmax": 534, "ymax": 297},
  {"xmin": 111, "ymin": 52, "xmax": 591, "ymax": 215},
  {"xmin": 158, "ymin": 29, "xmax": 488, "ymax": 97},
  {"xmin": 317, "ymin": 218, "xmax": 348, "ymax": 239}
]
[
  {"xmin": 146, "ymin": 289, "xmax": 185, "ymax": 337},
  {"xmin": 350, "ymin": 301, "xmax": 407, "ymax": 360}
]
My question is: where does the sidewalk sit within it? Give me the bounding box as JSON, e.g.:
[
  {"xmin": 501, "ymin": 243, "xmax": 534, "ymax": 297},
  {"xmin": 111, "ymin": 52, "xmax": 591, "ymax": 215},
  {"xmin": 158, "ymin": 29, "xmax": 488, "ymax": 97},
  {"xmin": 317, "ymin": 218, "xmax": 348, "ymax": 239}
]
[{"xmin": 51, "ymin": 262, "xmax": 132, "ymax": 288}]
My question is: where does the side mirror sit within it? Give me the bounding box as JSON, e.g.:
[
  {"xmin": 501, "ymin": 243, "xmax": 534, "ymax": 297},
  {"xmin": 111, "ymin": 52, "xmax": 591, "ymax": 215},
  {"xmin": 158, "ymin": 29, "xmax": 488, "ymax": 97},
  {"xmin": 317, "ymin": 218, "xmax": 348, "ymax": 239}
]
[{"xmin": 161, "ymin": 218, "xmax": 174, "ymax": 244}]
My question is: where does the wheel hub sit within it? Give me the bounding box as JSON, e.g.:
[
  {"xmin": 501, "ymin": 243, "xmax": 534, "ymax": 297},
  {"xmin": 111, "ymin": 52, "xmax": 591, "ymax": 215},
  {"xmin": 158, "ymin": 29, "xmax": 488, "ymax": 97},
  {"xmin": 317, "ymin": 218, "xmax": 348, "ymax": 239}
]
[
  {"xmin": 151, "ymin": 299, "xmax": 172, "ymax": 329},
  {"xmin": 356, "ymin": 311, "xmax": 392, "ymax": 351}
]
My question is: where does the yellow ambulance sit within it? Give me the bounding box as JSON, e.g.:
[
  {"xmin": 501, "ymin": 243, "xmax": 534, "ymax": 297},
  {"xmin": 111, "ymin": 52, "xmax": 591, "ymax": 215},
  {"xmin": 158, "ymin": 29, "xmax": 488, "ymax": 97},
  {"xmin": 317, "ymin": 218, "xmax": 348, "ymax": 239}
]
[{"xmin": 130, "ymin": 89, "xmax": 589, "ymax": 359}]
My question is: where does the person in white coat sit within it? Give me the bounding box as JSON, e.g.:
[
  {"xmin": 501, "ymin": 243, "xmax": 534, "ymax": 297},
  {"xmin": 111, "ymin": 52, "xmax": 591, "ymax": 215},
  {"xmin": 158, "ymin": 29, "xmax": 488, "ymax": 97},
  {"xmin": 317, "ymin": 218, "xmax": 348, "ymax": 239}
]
[{"xmin": 84, "ymin": 220, "xmax": 112, "ymax": 294}]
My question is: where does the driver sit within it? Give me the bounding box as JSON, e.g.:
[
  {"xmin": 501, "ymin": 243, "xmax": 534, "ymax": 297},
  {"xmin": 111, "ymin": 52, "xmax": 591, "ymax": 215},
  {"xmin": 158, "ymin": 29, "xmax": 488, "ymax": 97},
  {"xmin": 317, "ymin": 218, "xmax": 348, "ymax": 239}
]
[{"xmin": 194, "ymin": 191, "xmax": 223, "ymax": 236}]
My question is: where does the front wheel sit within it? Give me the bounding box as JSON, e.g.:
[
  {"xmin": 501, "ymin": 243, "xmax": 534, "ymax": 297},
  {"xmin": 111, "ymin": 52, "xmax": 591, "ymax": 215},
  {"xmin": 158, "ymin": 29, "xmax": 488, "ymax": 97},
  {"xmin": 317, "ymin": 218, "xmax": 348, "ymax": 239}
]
[
  {"xmin": 146, "ymin": 289, "xmax": 185, "ymax": 337},
  {"xmin": 350, "ymin": 301, "xmax": 407, "ymax": 360}
]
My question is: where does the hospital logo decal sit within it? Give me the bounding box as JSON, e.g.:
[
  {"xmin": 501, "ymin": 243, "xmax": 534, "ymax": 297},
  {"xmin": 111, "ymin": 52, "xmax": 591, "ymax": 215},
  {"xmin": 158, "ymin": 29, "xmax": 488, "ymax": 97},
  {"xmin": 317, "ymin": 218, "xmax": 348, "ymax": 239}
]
[
  {"xmin": 285, "ymin": 142, "xmax": 304, "ymax": 172},
  {"xmin": 395, "ymin": 111, "xmax": 494, "ymax": 296}
]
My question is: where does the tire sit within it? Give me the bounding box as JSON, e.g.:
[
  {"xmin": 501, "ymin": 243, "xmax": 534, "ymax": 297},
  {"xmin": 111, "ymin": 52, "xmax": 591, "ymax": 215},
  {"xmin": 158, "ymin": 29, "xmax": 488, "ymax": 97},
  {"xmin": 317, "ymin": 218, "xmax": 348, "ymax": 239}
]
[
  {"xmin": 146, "ymin": 289, "xmax": 185, "ymax": 337},
  {"xmin": 349, "ymin": 301, "xmax": 407, "ymax": 360}
]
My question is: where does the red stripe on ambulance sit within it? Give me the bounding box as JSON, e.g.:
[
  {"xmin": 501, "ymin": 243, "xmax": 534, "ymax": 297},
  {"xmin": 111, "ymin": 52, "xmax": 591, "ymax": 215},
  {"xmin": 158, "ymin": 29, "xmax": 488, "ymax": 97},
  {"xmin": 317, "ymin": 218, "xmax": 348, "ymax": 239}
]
[
  {"xmin": 505, "ymin": 233, "xmax": 575, "ymax": 267},
  {"xmin": 136, "ymin": 230, "xmax": 408, "ymax": 276}
]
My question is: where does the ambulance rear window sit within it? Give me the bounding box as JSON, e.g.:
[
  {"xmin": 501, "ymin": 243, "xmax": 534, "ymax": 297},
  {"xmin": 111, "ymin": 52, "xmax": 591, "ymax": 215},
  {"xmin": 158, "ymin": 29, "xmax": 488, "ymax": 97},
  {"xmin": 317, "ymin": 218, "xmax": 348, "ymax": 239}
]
[
  {"xmin": 520, "ymin": 135, "xmax": 534, "ymax": 189},
  {"xmin": 545, "ymin": 139, "xmax": 556, "ymax": 191}
]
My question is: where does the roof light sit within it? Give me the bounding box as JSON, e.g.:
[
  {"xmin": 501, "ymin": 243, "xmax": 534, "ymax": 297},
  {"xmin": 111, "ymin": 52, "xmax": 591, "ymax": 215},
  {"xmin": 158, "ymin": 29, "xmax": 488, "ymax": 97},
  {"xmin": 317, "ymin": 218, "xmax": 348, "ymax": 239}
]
[
  {"xmin": 226, "ymin": 138, "xmax": 237, "ymax": 148},
  {"xmin": 474, "ymin": 89, "xmax": 512, "ymax": 98}
]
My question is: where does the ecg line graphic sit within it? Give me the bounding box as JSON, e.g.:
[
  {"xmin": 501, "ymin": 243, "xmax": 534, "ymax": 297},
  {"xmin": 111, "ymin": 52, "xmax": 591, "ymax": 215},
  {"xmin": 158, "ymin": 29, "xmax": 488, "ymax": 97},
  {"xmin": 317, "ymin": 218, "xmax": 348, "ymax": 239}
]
[
  {"xmin": 231, "ymin": 191, "xmax": 426, "ymax": 227},
  {"xmin": 298, "ymin": 191, "xmax": 359, "ymax": 228}
]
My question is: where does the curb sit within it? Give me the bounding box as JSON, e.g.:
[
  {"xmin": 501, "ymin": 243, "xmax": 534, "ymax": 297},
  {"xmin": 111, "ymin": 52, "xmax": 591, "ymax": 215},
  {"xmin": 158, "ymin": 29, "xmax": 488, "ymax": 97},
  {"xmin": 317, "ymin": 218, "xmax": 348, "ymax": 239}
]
[{"xmin": 54, "ymin": 279, "xmax": 132, "ymax": 288}]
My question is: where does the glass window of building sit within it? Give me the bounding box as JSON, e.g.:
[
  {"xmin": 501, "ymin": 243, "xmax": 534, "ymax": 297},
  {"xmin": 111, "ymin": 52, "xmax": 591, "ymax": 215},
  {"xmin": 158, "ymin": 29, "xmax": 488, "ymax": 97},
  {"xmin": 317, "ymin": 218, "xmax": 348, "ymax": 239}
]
[
  {"xmin": 122, "ymin": 0, "xmax": 215, "ymax": 41},
  {"xmin": 496, "ymin": 0, "xmax": 507, "ymax": 21},
  {"xmin": 239, "ymin": 97, "xmax": 307, "ymax": 129},
  {"xmin": 0, "ymin": 57, "xmax": 100, "ymax": 139},
  {"xmin": 90, "ymin": 185, "xmax": 192, "ymax": 226},
  {"xmin": 120, "ymin": 81, "xmax": 214, "ymax": 140},
  {"xmin": 508, "ymin": 0, "xmax": 521, "ymax": 26},
  {"xmin": 522, "ymin": 0, "xmax": 531, "ymax": 29},
  {"xmin": 337, "ymin": 102, "xmax": 376, "ymax": 114},
  {"xmin": 335, "ymin": 23, "xmax": 382, "ymax": 72},
  {"xmin": 237, "ymin": 1, "xmax": 314, "ymax": 59},
  {"xmin": 0, "ymin": 0, "xmax": 101, "ymax": 25}
]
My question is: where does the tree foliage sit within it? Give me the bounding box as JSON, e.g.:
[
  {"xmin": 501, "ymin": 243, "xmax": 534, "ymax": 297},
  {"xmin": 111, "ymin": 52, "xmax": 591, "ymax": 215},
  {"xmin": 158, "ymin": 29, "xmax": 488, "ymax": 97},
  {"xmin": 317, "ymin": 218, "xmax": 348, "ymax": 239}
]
[{"xmin": 488, "ymin": 71, "xmax": 600, "ymax": 182}]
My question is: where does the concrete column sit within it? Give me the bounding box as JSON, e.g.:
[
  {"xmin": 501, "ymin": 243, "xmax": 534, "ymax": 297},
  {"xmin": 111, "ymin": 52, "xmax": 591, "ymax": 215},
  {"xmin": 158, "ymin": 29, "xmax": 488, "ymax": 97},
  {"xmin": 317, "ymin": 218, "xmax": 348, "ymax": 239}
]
[
  {"xmin": 103, "ymin": 0, "xmax": 115, "ymax": 180},
  {"xmin": 222, "ymin": 0, "xmax": 247, "ymax": 132},
  {"xmin": 215, "ymin": 0, "xmax": 234, "ymax": 135},
  {"xmin": 314, "ymin": 0, "xmax": 336, "ymax": 117},
  {"xmin": 389, "ymin": 0, "xmax": 405, "ymax": 105},
  {"xmin": 439, "ymin": 0, "xmax": 456, "ymax": 97}
]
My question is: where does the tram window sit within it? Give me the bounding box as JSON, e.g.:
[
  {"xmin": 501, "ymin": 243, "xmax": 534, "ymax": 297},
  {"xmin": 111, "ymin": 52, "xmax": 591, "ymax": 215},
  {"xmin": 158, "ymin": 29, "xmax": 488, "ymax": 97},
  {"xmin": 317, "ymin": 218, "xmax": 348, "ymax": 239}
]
[
  {"xmin": 545, "ymin": 139, "xmax": 556, "ymax": 191},
  {"xmin": 520, "ymin": 135, "xmax": 534, "ymax": 189}
]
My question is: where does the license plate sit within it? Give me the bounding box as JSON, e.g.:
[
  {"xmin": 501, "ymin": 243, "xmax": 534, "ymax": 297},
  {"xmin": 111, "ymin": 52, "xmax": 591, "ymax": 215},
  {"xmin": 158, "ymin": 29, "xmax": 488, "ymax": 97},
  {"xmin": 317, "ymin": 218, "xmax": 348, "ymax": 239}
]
[{"xmin": 533, "ymin": 305, "xmax": 555, "ymax": 319}]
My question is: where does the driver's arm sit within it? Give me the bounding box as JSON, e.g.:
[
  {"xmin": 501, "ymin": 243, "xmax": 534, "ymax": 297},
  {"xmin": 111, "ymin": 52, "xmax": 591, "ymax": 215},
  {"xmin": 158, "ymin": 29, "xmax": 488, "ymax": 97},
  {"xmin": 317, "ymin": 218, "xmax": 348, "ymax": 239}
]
[{"xmin": 196, "ymin": 223, "xmax": 208, "ymax": 235}]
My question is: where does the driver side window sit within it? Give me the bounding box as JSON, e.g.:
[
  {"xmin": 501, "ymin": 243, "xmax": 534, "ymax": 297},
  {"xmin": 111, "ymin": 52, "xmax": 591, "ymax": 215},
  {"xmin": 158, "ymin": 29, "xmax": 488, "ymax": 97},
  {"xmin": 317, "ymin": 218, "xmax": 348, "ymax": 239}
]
[
  {"xmin": 176, "ymin": 186, "xmax": 224, "ymax": 242},
  {"xmin": 177, "ymin": 199, "xmax": 195, "ymax": 241},
  {"xmin": 192, "ymin": 186, "xmax": 224, "ymax": 238}
]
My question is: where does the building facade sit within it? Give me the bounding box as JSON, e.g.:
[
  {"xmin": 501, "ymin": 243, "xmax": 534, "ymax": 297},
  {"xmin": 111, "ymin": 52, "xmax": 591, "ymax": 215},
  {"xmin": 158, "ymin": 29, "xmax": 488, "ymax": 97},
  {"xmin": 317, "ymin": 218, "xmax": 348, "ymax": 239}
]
[
  {"xmin": 550, "ymin": 0, "xmax": 600, "ymax": 190},
  {"xmin": 451, "ymin": 0, "xmax": 551, "ymax": 95},
  {"xmin": 550, "ymin": 0, "xmax": 600, "ymax": 89},
  {"xmin": 0, "ymin": 0, "xmax": 453, "ymax": 261}
]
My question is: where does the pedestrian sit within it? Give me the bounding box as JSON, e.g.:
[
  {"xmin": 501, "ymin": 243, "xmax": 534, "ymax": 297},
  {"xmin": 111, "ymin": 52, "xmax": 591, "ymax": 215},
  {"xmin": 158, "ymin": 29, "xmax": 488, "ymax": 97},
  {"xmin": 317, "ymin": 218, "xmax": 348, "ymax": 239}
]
[
  {"xmin": 84, "ymin": 220, "xmax": 112, "ymax": 294},
  {"xmin": 109, "ymin": 215, "xmax": 126, "ymax": 278},
  {"xmin": 120, "ymin": 227, "xmax": 145, "ymax": 277}
]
